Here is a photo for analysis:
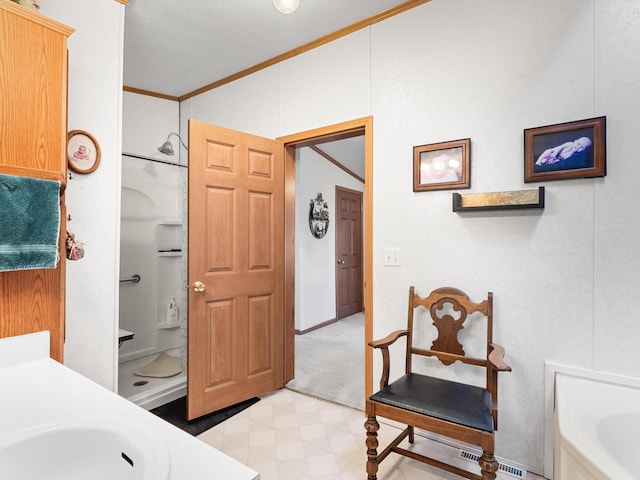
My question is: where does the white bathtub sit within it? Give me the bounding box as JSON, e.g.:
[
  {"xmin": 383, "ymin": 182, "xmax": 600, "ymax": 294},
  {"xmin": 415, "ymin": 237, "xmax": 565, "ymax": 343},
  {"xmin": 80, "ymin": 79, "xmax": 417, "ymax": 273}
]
[
  {"xmin": 555, "ymin": 373, "xmax": 640, "ymax": 480},
  {"xmin": 0, "ymin": 416, "xmax": 170, "ymax": 480},
  {"xmin": 0, "ymin": 332, "xmax": 259, "ymax": 480}
]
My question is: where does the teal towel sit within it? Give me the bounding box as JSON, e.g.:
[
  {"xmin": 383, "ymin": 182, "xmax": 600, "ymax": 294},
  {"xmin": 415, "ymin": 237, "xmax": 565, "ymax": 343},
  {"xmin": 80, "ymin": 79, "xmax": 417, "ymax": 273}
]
[{"xmin": 0, "ymin": 173, "xmax": 61, "ymax": 272}]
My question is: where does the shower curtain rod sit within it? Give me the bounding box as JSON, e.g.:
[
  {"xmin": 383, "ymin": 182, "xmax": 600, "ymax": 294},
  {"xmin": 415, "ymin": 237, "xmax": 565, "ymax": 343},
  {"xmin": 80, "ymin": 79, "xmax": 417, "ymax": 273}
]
[{"xmin": 122, "ymin": 152, "xmax": 187, "ymax": 168}]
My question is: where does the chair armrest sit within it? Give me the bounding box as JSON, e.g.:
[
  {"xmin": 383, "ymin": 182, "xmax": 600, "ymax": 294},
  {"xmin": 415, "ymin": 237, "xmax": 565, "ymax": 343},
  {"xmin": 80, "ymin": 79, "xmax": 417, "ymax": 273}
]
[
  {"xmin": 368, "ymin": 329, "xmax": 409, "ymax": 349},
  {"xmin": 369, "ymin": 330, "xmax": 409, "ymax": 390},
  {"xmin": 488, "ymin": 342, "xmax": 510, "ymax": 429},
  {"xmin": 488, "ymin": 343, "xmax": 511, "ymax": 372}
]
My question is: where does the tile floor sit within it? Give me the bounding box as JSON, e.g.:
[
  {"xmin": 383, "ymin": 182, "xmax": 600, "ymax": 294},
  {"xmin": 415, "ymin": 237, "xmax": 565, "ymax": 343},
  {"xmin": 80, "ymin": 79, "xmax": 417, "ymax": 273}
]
[{"xmin": 198, "ymin": 389, "xmax": 546, "ymax": 480}]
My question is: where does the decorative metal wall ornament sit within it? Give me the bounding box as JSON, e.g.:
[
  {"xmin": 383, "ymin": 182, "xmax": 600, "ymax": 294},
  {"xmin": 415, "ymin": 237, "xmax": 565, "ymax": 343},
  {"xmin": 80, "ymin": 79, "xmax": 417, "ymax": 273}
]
[{"xmin": 309, "ymin": 193, "xmax": 329, "ymax": 239}]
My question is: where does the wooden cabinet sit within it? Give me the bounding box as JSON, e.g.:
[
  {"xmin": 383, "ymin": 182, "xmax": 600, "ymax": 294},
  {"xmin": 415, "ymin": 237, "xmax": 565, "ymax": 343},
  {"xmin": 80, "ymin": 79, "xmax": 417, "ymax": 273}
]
[{"xmin": 0, "ymin": 0, "xmax": 73, "ymax": 361}]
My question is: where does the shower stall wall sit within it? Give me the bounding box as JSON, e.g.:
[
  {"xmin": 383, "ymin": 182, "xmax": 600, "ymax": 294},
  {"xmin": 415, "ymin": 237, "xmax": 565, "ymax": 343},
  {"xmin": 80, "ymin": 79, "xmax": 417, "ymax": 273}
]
[{"xmin": 118, "ymin": 154, "xmax": 187, "ymax": 409}]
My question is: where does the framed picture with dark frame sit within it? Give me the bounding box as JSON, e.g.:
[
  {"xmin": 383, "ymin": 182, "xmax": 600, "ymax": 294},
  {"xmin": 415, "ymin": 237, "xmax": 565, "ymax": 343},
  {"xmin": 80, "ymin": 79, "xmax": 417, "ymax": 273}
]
[
  {"xmin": 67, "ymin": 130, "xmax": 101, "ymax": 174},
  {"xmin": 413, "ymin": 138, "xmax": 470, "ymax": 192},
  {"xmin": 524, "ymin": 116, "xmax": 606, "ymax": 183}
]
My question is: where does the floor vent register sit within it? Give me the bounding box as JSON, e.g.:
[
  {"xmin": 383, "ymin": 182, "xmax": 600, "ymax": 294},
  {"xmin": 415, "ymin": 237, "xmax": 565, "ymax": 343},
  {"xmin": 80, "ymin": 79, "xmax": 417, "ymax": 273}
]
[{"xmin": 457, "ymin": 449, "xmax": 525, "ymax": 479}]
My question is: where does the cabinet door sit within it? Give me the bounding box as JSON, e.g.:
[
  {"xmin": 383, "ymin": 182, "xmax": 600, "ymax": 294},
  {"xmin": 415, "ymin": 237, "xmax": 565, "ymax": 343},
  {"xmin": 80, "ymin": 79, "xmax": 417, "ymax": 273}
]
[{"xmin": 0, "ymin": 2, "xmax": 73, "ymax": 361}]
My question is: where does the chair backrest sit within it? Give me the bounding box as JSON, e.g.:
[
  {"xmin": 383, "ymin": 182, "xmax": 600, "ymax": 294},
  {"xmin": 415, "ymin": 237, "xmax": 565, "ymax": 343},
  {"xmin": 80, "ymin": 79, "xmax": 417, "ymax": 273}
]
[{"xmin": 405, "ymin": 286, "xmax": 493, "ymax": 381}]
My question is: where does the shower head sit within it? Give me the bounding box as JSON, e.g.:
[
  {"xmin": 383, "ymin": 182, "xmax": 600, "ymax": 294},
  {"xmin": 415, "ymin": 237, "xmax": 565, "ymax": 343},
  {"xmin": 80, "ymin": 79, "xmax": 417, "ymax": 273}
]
[
  {"xmin": 158, "ymin": 132, "xmax": 188, "ymax": 156},
  {"xmin": 158, "ymin": 140, "xmax": 175, "ymax": 155}
]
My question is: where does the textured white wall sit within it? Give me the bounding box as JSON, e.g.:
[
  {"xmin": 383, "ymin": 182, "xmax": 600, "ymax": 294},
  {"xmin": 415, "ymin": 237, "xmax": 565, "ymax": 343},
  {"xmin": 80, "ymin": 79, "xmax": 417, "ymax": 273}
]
[
  {"xmin": 184, "ymin": 1, "xmax": 640, "ymax": 473},
  {"xmin": 295, "ymin": 148, "xmax": 365, "ymax": 332},
  {"xmin": 182, "ymin": 65, "xmax": 281, "ymax": 139},
  {"xmin": 281, "ymin": 29, "xmax": 372, "ymax": 134},
  {"xmin": 593, "ymin": 0, "xmax": 640, "ymax": 374},
  {"xmin": 42, "ymin": 0, "xmax": 124, "ymax": 390},
  {"xmin": 122, "ymin": 92, "xmax": 180, "ymax": 161}
]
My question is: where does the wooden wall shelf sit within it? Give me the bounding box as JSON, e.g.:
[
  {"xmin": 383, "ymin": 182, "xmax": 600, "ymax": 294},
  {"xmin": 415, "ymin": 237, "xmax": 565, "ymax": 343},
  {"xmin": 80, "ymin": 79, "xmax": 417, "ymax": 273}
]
[{"xmin": 453, "ymin": 186, "xmax": 545, "ymax": 212}]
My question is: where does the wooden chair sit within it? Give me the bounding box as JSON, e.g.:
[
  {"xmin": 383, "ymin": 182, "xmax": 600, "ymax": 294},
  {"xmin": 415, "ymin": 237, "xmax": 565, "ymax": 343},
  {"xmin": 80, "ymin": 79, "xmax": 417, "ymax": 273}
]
[{"xmin": 365, "ymin": 286, "xmax": 511, "ymax": 480}]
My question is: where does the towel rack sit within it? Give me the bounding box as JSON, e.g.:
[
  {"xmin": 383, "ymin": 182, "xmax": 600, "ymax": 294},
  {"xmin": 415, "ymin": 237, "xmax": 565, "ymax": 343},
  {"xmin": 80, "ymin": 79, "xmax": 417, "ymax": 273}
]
[{"xmin": 120, "ymin": 274, "xmax": 141, "ymax": 284}]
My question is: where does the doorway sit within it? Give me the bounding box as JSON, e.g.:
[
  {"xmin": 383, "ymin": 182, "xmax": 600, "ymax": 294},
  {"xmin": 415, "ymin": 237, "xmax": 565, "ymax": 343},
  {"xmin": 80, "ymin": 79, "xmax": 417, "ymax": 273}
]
[
  {"xmin": 280, "ymin": 117, "xmax": 372, "ymax": 410},
  {"xmin": 285, "ymin": 142, "xmax": 365, "ymax": 409}
]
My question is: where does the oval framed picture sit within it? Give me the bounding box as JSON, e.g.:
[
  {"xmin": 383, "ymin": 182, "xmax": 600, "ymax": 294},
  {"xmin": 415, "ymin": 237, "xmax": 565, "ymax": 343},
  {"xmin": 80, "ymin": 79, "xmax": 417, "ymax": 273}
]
[{"xmin": 67, "ymin": 130, "xmax": 101, "ymax": 174}]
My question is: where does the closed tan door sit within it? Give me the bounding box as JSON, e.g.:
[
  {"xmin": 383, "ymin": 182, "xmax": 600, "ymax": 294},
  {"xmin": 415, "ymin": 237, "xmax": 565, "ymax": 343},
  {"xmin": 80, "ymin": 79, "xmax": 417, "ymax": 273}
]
[
  {"xmin": 335, "ymin": 186, "xmax": 363, "ymax": 319},
  {"xmin": 187, "ymin": 119, "xmax": 286, "ymax": 420}
]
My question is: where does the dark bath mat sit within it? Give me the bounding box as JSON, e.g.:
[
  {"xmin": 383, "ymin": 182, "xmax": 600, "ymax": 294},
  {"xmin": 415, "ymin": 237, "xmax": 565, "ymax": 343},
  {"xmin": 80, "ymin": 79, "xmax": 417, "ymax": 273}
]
[{"xmin": 151, "ymin": 395, "xmax": 259, "ymax": 436}]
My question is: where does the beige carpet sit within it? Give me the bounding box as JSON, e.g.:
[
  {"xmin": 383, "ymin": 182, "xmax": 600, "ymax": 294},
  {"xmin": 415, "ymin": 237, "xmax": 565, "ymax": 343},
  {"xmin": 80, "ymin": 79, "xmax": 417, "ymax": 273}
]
[{"xmin": 286, "ymin": 312, "xmax": 364, "ymax": 410}]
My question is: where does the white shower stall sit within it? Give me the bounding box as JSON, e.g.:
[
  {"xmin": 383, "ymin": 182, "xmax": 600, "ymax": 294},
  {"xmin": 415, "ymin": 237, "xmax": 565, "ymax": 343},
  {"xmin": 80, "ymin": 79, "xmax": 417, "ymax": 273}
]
[{"xmin": 118, "ymin": 154, "xmax": 187, "ymax": 410}]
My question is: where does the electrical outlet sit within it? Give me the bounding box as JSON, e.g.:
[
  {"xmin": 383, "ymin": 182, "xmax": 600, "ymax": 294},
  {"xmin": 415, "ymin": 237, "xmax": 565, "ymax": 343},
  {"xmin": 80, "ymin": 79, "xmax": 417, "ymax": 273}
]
[{"xmin": 384, "ymin": 248, "xmax": 401, "ymax": 266}]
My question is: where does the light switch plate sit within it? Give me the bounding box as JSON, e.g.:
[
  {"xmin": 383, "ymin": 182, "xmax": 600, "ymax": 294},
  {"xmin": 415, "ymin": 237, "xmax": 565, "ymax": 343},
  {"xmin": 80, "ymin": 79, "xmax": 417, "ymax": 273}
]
[{"xmin": 384, "ymin": 248, "xmax": 401, "ymax": 266}]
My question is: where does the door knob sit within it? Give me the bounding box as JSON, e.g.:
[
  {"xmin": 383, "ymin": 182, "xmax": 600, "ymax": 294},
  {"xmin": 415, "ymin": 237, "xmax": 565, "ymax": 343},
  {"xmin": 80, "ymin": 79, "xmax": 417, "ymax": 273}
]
[
  {"xmin": 337, "ymin": 259, "xmax": 345, "ymax": 264},
  {"xmin": 193, "ymin": 281, "xmax": 206, "ymax": 292}
]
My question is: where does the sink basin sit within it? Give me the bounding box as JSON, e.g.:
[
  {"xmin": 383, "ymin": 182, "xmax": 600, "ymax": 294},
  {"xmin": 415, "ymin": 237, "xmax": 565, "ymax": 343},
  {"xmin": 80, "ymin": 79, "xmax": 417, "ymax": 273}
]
[{"xmin": 0, "ymin": 416, "xmax": 171, "ymax": 480}]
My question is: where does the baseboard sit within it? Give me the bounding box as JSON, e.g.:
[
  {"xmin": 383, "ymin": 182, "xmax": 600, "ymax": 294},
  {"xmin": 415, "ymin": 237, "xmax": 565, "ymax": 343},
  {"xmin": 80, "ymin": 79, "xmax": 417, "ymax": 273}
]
[{"xmin": 295, "ymin": 317, "xmax": 337, "ymax": 335}]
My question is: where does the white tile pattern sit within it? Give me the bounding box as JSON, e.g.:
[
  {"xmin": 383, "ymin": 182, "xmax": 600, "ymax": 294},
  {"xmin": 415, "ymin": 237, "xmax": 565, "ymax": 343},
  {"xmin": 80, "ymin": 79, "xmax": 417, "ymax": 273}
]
[{"xmin": 198, "ymin": 389, "xmax": 545, "ymax": 480}]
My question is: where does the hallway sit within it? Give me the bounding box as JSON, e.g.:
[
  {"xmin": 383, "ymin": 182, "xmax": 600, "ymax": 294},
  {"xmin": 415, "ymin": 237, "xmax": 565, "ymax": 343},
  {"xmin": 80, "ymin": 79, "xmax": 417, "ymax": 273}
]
[{"xmin": 287, "ymin": 312, "xmax": 364, "ymax": 411}]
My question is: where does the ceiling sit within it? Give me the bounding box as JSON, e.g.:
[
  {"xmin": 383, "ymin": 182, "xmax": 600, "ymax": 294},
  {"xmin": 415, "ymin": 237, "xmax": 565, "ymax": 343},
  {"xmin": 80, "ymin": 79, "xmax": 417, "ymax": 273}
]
[
  {"xmin": 124, "ymin": 1, "xmax": 421, "ymax": 177},
  {"xmin": 313, "ymin": 136, "xmax": 365, "ymax": 179},
  {"xmin": 123, "ymin": 0, "xmax": 415, "ymax": 99}
]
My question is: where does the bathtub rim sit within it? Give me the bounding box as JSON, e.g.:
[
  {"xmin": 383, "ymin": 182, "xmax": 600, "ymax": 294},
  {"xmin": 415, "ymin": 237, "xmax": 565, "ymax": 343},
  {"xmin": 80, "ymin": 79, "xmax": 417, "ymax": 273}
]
[
  {"xmin": 0, "ymin": 333, "xmax": 259, "ymax": 480},
  {"xmin": 544, "ymin": 362, "xmax": 640, "ymax": 479},
  {"xmin": 0, "ymin": 413, "xmax": 172, "ymax": 480},
  {"xmin": 555, "ymin": 373, "xmax": 640, "ymax": 480}
]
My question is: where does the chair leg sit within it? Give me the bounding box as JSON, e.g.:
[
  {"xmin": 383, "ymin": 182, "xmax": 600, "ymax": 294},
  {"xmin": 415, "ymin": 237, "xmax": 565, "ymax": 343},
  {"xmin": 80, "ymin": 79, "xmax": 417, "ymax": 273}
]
[
  {"xmin": 364, "ymin": 415, "xmax": 380, "ymax": 480},
  {"xmin": 479, "ymin": 450, "xmax": 499, "ymax": 480},
  {"xmin": 408, "ymin": 425, "xmax": 414, "ymax": 443}
]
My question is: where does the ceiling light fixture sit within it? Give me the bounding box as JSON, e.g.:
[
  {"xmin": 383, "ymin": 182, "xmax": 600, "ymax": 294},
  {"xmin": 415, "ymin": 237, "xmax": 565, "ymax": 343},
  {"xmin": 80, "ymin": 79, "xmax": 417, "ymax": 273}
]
[
  {"xmin": 273, "ymin": 0, "xmax": 300, "ymax": 14},
  {"xmin": 158, "ymin": 132, "xmax": 188, "ymax": 155}
]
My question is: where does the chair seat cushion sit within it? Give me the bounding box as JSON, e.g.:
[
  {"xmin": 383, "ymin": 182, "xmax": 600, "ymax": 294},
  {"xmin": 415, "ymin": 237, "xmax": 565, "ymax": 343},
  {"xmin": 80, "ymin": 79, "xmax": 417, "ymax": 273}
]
[{"xmin": 369, "ymin": 373, "xmax": 494, "ymax": 432}]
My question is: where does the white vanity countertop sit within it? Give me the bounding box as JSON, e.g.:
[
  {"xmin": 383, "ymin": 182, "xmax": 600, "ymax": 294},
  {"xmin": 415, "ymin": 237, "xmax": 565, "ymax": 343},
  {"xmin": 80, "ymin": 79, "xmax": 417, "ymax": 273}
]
[{"xmin": 0, "ymin": 332, "xmax": 259, "ymax": 480}]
